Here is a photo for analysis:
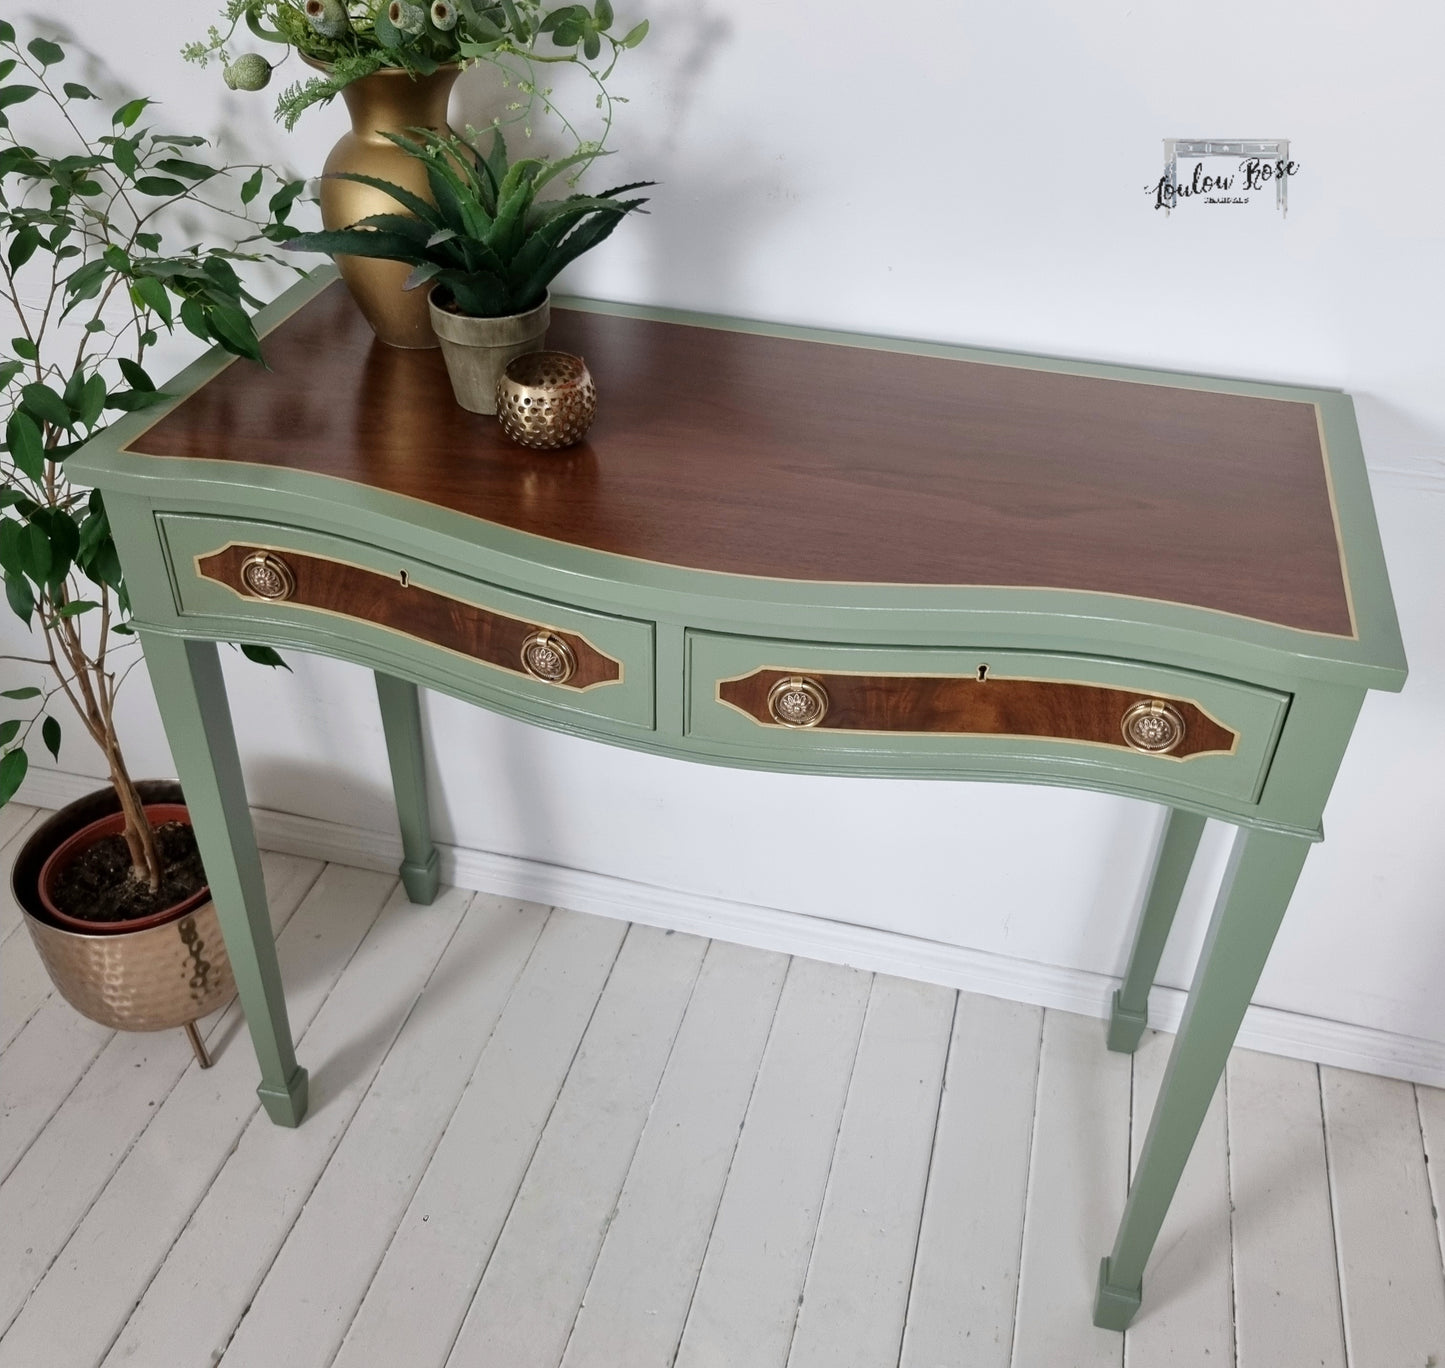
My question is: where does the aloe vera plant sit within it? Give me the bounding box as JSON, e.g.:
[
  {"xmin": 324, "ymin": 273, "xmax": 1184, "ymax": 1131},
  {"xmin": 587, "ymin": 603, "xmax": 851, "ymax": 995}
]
[{"xmin": 283, "ymin": 127, "xmax": 651, "ymax": 317}]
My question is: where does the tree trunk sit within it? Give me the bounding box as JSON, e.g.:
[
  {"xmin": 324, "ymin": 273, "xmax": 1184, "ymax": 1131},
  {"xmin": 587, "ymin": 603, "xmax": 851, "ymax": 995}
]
[{"xmin": 106, "ymin": 743, "xmax": 162, "ymax": 892}]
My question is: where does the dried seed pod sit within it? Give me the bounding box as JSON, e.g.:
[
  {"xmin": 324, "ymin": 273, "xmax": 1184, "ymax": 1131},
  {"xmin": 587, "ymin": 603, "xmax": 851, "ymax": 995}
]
[
  {"xmin": 223, "ymin": 53, "xmax": 273, "ymax": 91},
  {"xmin": 303, "ymin": 0, "xmax": 352, "ymax": 39},
  {"xmin": 388, "ymin": 0, "xmax": 427, "ymax": 36}
]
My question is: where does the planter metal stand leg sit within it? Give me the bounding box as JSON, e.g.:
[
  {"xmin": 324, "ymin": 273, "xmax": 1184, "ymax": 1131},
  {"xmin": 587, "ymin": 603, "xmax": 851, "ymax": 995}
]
[{"xmin": 184, "ymin": 1021, "xmax": 212, "ymax": 1069}]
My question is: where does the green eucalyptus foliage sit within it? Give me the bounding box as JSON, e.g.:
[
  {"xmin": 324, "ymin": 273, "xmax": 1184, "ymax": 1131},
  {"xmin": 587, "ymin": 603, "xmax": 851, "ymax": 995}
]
[
  {"xmin": 185, "ymin": 0, "xmax": 647, "ymax": 142},
  {"xmin": 282, "ymin": 126, "xmax": 650, "ymax": 317},
  {"xmin": 0, "ymin": 24, "xmax": 300, "ymax": 810}
]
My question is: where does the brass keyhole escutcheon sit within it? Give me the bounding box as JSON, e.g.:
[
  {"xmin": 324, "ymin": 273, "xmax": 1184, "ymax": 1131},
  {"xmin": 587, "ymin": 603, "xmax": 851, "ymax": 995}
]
[
  {"xmin": 520, "ymin": 630, "xmax": 576, "ymax": 685},
  {"xmin": 767, "ymin": 676, "xmax": 830, "ymax": 729},
  {"xmin": 238, "ymin": 551, "xmax": 295, "ymax": 602},
  {"xmin": 1121, "ymin": 699, "xmax": 1186, "ymax": 754}
]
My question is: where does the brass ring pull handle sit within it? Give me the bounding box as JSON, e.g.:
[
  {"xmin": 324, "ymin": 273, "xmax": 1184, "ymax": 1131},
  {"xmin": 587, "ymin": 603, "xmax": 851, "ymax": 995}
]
[
  {"xmin": 520, "ymin": 630, "xmax": 577, "ymax": 685},
  {"xmin": 1122, "ymin": 699, "xmax": 1186, "ymax": 754},
  {"xmin": 767, "ymin": 675, "xmax": 830, "ymax": 729},
  {"xmin": 238, "ymin": 551, "xmax": 295, "ymax": 601}
]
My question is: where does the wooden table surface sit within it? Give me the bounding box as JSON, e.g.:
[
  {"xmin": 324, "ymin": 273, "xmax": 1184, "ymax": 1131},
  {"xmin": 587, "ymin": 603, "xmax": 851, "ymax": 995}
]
[{"xmin": 128, "ymin": 281, "xmax": 1353, "ymax": 637}]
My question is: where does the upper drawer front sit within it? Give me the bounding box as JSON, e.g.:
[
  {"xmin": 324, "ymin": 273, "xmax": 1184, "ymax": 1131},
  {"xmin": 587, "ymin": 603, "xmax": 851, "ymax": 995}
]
[
  {"xmin": 688, "ymin": 634, "xmax": 1289, "ymax": 803},
  {"xmin": 158, "ymin": 515, "xmax": 654, "ymax": 728}
]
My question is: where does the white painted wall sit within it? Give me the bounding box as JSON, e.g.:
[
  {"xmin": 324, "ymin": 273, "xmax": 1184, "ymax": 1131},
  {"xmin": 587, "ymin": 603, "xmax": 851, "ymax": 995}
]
[{"xmin": 7, "ymin": 1, "xmax": 1445, "ymax": 1071}]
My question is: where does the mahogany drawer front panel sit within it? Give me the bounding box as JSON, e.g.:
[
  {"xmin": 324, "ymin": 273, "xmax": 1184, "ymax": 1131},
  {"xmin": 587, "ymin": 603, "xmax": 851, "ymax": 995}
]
[
  {"xmin": 157, "ymin": 514, "xmax": 655, "ymax": 729},
  {"xmin": 687, "ymin": 634, "xmax": 1290, "ymax": 804}
]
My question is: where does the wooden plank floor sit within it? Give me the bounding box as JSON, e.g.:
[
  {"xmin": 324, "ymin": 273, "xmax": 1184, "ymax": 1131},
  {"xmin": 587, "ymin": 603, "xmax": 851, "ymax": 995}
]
[{"xmin": 3, "ymin": 812, "xmax": 1445, "ymax": 1368}]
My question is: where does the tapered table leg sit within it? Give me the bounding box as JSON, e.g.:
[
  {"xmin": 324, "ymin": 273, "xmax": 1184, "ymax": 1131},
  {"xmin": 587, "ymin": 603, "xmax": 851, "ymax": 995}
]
[
  {"xmin": 1108, "ymin": 807, "xmax": 1208, "ymax": 1053},
  {"xmin": 1094, "ymin": 824, "xmax": 1311, "ymax": 1329},
  {"xmin": 374, "ymin": 672, "xmax": 440, "ymax": 905},
  {"xmin": 138, "ymin": 632, "xmax": 308, "ymax": 1126}
]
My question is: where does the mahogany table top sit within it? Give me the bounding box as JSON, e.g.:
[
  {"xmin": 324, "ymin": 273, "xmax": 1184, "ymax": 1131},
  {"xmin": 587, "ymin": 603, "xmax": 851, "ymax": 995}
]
[{"xmin": 127, "ymin": 281, "xmax": 1353, "ymax": 636}]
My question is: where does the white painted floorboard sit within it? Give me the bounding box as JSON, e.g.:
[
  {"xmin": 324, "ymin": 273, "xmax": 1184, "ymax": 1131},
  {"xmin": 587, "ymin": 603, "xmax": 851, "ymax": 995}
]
[
  {"xmin": 560, "ymin": 938, "xmax": 789, "ymax": 1368},
  {"xmin": 332, "ymin": 907, "xmax": 628, "ymax": 1368},
  {"xmin": 3, "ymin": 830, "xmax": 1445, "ymax": 1368},
  {"xmin": 0, "ymin": 806, "xmax": 38, "ymax": 950},
  {"xmin": 445, "ymin": 924, "xmax": 709, "ymax": 1368},
  {"xmin": 900, "ymin": 993, "xmax": 1042, "ymax": 1368},
  {"xmin": 1124, "ymin": 1030, "xmax": 1234, "ymax": 1367},
  {"xmin": 1322, "ymin": 1067, "xmax": 1445, "ymax": 1368},
  {"xmin": 1011, "ymin": 1006, "xmax": 1132, "ymax": 1368},
  {"xmin": 1226, "ymin": 1049, "xmax": 1347, "ymax": 1368},
  {"xmin": 787, "ymin": 975, "xmax": 955, "ymax": 1368},
  {"xmin": 673, "ymin": 956, "xmax": 871, "ymax": 1368}
]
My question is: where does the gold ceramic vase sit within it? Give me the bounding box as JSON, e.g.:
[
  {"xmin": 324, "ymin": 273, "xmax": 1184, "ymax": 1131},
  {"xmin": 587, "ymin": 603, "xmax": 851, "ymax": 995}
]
[{"xmin": 319, "ymin": 64, "xmax": 460, "ymax": 349}]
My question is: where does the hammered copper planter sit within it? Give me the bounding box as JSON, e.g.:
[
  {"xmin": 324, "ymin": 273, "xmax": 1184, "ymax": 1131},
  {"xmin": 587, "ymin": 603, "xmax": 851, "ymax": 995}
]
[
  {"xmin": 12, "ymin": 781, "xmax": 233, "ymax": 1065},
  {"xmin": 21, "ymin": 899, "xmax": 233, "ymax": 1033}
]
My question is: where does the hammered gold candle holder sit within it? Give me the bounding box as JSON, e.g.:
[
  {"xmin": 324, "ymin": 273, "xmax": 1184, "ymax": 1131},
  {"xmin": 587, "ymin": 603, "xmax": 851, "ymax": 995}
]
[{"xmin": 496, "ymin": 351, "xmax": 597, "ymax": 450}]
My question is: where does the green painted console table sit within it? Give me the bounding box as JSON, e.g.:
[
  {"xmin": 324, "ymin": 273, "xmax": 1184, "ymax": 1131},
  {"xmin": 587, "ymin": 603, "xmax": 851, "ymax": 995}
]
[{"xmin": 69, "ymin": 268, "xmax": 1406, "ymax": 1331}]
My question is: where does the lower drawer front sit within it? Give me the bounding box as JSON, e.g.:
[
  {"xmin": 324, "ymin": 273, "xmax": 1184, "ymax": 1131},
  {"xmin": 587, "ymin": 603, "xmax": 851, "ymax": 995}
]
[
  {"xmin": 688, "ymin": 634, "xmax": 1288, "ymax": 803},
  {"xmin": 158, "ymin": 514, "xmax": 654, "ymax": 728}
]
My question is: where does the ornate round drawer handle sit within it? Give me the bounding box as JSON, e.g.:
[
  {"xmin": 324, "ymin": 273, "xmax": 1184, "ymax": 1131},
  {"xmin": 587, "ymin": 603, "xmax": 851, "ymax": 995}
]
[
  {"xmin": 238, "ymin": 551, "xmax": 295, "ymax": 601},
  {"xmin": 767, "ymin": 675, "xmax": 830, "ymax": 729},
  {"xmin": 1122, "ymin": 699, "xmax": 1186, "ymax": 754},
  {"xmin": 520, "ymin": 630, "xmax": 576, "ymax": 685}
]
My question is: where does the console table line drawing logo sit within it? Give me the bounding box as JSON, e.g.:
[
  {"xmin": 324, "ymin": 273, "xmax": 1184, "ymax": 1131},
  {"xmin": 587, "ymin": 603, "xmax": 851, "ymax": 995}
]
[{"xmin": 1147, "ymin": 138, "xmax": 1298, "ymax": 214}]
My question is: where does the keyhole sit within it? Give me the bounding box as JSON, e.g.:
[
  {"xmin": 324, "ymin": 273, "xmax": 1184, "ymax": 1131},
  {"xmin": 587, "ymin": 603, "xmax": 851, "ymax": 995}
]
[
  {"xmin": 398, "ymin": 569, "xmax": 409, "ymax": 588},
  {"xmin": 976, "ymin": 664, "xmax": 989, "ymax": 682}
]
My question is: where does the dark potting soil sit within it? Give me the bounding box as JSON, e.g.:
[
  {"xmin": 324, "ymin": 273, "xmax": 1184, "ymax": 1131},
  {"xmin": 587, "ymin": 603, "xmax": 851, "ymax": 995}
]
[{"xmin": 50, "ymin": 820, "xmax": 207, "ymax": 924}]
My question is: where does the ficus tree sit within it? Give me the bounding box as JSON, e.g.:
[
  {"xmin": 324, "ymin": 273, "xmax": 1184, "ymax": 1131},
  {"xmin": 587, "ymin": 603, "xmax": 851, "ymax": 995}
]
[{"xmin": 0, "ymin": 22, "xmax": 303, "ymax": 890}]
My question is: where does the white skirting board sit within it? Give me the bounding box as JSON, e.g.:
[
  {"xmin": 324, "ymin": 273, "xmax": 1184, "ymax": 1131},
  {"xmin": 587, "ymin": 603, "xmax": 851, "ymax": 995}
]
[{"xmin": 19, "ymin": 767, "xmax": 1445, "ymax": 1088}]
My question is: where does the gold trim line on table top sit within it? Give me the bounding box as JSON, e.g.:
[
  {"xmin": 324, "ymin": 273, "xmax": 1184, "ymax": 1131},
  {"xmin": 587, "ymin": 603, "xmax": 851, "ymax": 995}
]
[
  {"xmin": 712, "ymin": 665, "xmax": 1243, "ymax": 762},
  {"xmin": 190, "ymin": 541, "xmax": 627, "ymax": 693}
]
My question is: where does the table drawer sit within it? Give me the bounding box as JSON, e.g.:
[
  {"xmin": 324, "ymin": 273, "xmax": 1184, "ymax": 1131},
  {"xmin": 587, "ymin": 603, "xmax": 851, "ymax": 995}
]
[
  {"xmin": 687, "ymin": 634, "xmax": 1289, "ymax": 803},
  {"xmin": 157, "ymin": 515, "xmax": 654, "ymax": 729}
]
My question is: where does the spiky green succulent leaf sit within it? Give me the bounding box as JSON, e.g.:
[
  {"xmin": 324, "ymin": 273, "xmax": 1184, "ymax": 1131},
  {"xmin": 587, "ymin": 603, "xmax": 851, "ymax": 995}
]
[
  {"xmin": 321, "ymin": 169, "xmax": 443, "ymax": 226},
  {"xmin": 282, "ymin": 226, "xmax": 431, "ymax": 264},
  {"xmin": 286, "ymin": 129, "xmax": 650, "ymax": 317}
]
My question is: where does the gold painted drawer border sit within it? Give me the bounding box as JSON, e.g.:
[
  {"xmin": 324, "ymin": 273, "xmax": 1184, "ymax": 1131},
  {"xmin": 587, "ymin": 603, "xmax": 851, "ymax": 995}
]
[
  {"xmin": 189, "ymin": 540, "xmax": 627, "ymax": 693},
  {"xmin": 713, "ymin": 664, "xmax": 1246, "ymax": 763}
]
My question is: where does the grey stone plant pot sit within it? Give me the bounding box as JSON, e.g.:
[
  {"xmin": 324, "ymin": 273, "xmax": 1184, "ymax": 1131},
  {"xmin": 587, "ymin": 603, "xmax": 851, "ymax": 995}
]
[{"xmin": 427, "ymin": 288, "xmax": 550, "ymax": 415}]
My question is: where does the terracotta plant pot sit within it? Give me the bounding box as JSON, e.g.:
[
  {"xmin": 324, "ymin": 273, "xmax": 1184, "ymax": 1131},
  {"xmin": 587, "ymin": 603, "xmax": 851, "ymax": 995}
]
[
  {"xmin": 38, "ymin": 802, "xmax": 210, "ymax": 934},
  {"xmin": 13, "ymin": 781, "xmax": 233, "ymax": 1062},
  {"xmin": 428, "ymin": 288, "xmax": 550, "ymax": 414},
  {"xmin": 313, "ymin": 60, "xmax": 461, "ymax": 349}
]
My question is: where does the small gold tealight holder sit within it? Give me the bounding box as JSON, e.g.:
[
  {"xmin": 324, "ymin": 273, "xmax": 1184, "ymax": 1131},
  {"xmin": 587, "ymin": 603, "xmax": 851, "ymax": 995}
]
[{"xmin": 495, "ymin": 351, "xmax": 597, "ymax": 450}]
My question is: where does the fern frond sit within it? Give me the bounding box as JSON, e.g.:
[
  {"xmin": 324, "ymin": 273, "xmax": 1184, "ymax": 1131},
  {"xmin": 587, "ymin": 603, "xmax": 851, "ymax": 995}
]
[{"xmin": 274, "ymin": 52, "xmax": 385, "ymax": 130}]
